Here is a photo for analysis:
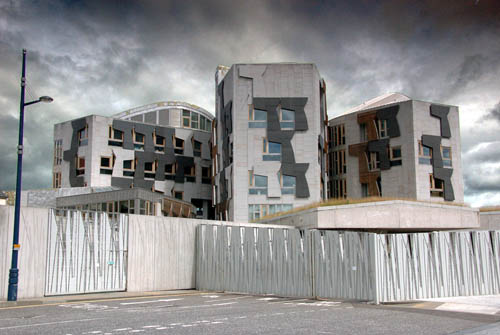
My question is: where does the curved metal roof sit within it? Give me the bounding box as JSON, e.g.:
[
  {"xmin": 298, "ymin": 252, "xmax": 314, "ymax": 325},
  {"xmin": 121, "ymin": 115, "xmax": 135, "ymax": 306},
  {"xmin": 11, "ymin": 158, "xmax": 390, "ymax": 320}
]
[{"xmin": 113, "ymin": 101, "xmax": 214, "ymax": 121}]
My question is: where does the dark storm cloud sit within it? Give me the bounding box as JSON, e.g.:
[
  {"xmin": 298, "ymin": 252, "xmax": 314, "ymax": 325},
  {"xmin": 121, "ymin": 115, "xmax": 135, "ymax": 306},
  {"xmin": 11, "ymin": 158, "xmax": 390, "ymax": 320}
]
[
  {"xmin": 1, "ymin": 0, "xmax": 500, "ymax": 206},
  {"xmin": 483, "ymin": 101, "xmax": 500, "ymax": 123}
]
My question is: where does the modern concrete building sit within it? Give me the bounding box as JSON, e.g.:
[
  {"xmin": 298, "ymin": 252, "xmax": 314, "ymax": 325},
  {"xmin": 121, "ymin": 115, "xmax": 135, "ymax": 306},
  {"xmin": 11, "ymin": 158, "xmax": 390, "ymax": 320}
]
[
  {"xmin": 53, "ymin": 101, "xmax": 215, "ymax": 218},
  {"xmin": 213, "ymin": 63, "xmax": 328, "ymax": 222},
  {"xmin": 327, "ymin": 93, "xmax": 464, "ymax": 203}
]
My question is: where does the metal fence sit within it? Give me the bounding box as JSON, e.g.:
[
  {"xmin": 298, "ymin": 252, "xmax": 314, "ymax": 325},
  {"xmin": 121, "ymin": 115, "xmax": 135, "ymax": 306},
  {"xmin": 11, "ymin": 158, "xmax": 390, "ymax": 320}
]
[
  {"xmin": 45, "ymin": 209, "xmax": 128, "ymax": 295},
  {"xmin": 196, "ymin": 224, "xmax": 500, "ymax": 303}
]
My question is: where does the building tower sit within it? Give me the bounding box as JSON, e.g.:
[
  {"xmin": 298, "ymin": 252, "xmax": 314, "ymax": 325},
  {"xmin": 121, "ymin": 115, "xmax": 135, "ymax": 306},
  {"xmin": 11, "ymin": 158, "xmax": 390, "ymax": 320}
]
[{"xmin": 213, "ymin": 63, "xmax": 328, "ymax": 221}]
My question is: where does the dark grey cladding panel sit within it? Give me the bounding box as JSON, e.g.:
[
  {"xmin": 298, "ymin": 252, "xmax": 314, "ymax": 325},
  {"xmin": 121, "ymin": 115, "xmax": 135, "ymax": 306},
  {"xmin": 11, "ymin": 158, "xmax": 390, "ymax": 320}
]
[
  {"xmin": 367, "ymin": 139, "xmax": 390, "ymax": 170},
  {"xmin": 281, "ymin": 98, "xmax": 308, "ymax": 131},
  {"xmin": 63, "ymin": 118, "xmax": 87, "ymax": 187},
  {"xmin": 224, "ymin": 101, "xmax": 233, "ymax": 135},
  {"xmin": 376, "ymin": 105, "xmax": 400, "ymax": 138},
  {"xmin": 281, "ymin": 163, "xmax": 310, "ymax": 198},
  {"xmin": 192, "ymin": 130, "xmax": 212, "ymax": 160},
  {"xmin": 111, "ymin": 177, "xmax": 134, "ymax": 189},
  {"xmin": 112, "ymin": 119, "xmax": 157, "ymax": 152},
  {"xmin": 155, "ymin": 126, "xmax": 174, "ymax": 149},
  {"xmin": 318, "ymin": 135, "xmax": 325, "ymax": 177},
  {"xmin": 434, "ymin": 167, "xmax": 455, "ymax": 201},
  {"xmin": 175, "ymin": 156, "xmax": 195, "ymax": 183},
  {"xmin": 430, "ymin": 105, "xmax": 451, "ymax": 138},
  {"xmin": 132, "ymin": 123, "xmax": 156, "ymax": 152},
  {"xmin": 112, "ymin": 119, "xmax": 134, "ymax": 150},
  {"xmin": 422, "ymin": 135, "xmax": 443, "ymax": 168},
  {"xmin": 219, "ymin": 171, "xmax": 228, "ymax": 202}
]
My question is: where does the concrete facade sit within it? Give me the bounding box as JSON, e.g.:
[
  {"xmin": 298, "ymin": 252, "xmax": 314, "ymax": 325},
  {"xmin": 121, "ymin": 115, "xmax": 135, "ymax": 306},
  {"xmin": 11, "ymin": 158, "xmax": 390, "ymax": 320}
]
[
  {"xmin": 258, "ymin": 200, "xmax": 479, "ymax": 231},
  {"xmin": 213, "ymin": 63, "xmax": 328, "ymax": 222},
  {"xmin": 53, "ymin": 102, "xmax": 214, "ymax": 219},
  {"xmin": 479, "ymin": 211, "xmax": 500, "ymax": 230},
  {"xmin": 328, "ymin": 93, "xmax": 463, "ymax": 204}
]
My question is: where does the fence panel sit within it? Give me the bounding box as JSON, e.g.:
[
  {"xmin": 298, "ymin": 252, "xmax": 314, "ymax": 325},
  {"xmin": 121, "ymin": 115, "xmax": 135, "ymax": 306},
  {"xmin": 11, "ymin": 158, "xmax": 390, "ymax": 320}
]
[{"xmin": 45, "ymin": 209, "xmax": 128, "ymax": 295}]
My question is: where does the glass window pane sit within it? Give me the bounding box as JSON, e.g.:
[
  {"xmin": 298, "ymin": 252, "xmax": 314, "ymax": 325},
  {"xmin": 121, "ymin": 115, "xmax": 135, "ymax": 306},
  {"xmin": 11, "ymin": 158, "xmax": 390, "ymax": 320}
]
[
  {"xmin": 183, "ymin": 110, "xmax": 190, "ymax": 117},
  {"xmin": 269, "ymin": 142, "xmax": 281, "ymax": 154},
  {"xmin": 423, "ymin": 146, "xmax": 431, "ymax": 157},
  {"xmin": 281, "ymin": 109, "xmax": 295, "ymax": 121},
  {"xmin": 113, "ymin": 129, "xmax": 123, "ymax": 140},
  {"xmin": 254, "ymin": 175, "xmax": 268, "ymax": 187},
  {"xmin": 282, "ymin": 175, "xmax": 296, "ymax": 187},
  {"xmin": 101, "ymin": 157, "xmax": 110, "ymax": 167},
  {"xmin": 254, "ymin": 109, "xmax": 267, "ymax": 121},
  {"xmin": 183, "ymin": 118, "xmax": 190, "ymax": 127},
  {"xmin": 200, "ymin": 116, "xmax": 206, "ymax": 130},
  {"xmin": 442, "ymin": 147, "xmax": 451, "ymax": 159},
  {"xmin": 392, "ymin": 148, "xmax": 401, "ymax": 158}
]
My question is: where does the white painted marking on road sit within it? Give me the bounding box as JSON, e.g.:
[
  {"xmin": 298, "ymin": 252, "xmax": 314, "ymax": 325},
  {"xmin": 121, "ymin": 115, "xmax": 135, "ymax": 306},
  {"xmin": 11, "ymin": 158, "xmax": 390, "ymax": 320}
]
[
  {"xmin": 204, "ymin": 296, "xmax": 249, "ymax": 303},
  {"xmin": 156, "ymin": 327, "xmax": 168, "ymax": 330},
  {"xmin": 86, "ymin": 331, "xmax": 103, "ymax": 334},
  {"xmin": 235, "ymin": 316, "xmax": 247, "ymax": 319},
  {"xmin": 142, "ymin": 325, "xmax": 161, "ymax": 328},
  {"xmin": 202, "ymin": 295, "xmax": 220, "ymax": 298},
  {"xmin": 113, "ymin": 328, "xmax": 132, "ymax": 331},
  {"xmin": 169, "ymin": 323, "xmax": 183, "ymax": 325},
  {"xmin": 211, "ymin": 321, "xmax": 223, "ymax": 324},
  {"xmin": 120, "ymin": 298, "xmax": 182, "ymax": 305},
  {"xmin": 182, "ymin": 324, "xmax": 194, "ymax": 327},
  {"xmin": 0, "ymin": 318, "xmax": 104, "ymax": 330},
  {"xmin": 214, "ymin": 317, "xmax": 228, "ymax": 321},
  {"xmin": 129, "ymin": 330, "xmax": 145, "ymax": 333},
  {"xmin": 258, "ymin": 297, "xmax": 278, "ymax": 301}
]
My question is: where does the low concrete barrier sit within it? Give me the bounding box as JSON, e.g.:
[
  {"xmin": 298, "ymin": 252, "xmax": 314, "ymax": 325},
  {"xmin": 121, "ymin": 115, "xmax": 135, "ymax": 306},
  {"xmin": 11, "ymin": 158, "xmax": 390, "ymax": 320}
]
[
  {"xmin": 259, "ymin": 200, "xmax": 479, "ymax": 231},
  {"xmin": 479, "ymin": 211, "xmax": 500, "ymax": 230}
]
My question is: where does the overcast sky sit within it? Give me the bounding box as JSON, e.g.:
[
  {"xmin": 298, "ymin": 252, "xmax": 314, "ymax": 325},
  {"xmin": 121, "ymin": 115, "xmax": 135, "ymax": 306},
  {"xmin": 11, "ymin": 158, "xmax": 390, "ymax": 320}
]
[{"xmin": 1, "ymin": 0, "xmax": 499, "ymax": 207}]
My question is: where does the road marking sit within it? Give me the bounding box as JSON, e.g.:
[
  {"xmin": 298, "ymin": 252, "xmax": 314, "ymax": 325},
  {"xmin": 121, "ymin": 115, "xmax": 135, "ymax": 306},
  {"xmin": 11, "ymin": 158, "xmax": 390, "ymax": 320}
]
[
  {"xmin": 129, "ymin": 330, "xmax": 144, "ymax": 333},
  {"xmin": 211, "ymin": 321, "xmax": 223, "ymax": 324},
  {"xmin": 113, "ymin": 328, "xmax": 132, "ymax": 331},
  {"xmin": 156, "ymin": 327, "xmax": 169, "ymax": 330},
  {"xmin": 235, "ymin": 316, "xmax": 247, "ymax": 319},
  {"xmin": 258, "ymin": 297, "xmax": 278, "ymax": 301},
  {"xmin": 0, "ymin": 317, "xmax": 104, "ymax": 330},
  {"xmin": 0, "ymin": 292, "xmax": 206, "ymax": 311},
  {"xmin": 120, "ymin": 298, "xmax": 182, "ymax": 305},
  {"xmin": 204, "ymin": 296, "xmax": 249, "ymax": 303},
  {"xmin": 142, "ymin": 325, "xmax": 161, "ymax": 328}
]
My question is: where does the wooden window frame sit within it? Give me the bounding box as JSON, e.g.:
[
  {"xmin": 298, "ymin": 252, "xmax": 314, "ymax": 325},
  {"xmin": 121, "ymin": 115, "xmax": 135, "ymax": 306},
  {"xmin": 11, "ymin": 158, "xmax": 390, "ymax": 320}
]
[
  {"xmin": 418, "ymin": 141, "xmax": 432, "ymax": 158},
  {"xmin": 390, "ymin": 146, "xmax": 402, "ymax": 161},
  {"xmin": 367, "ymin": 152, "xmax": 380, "ymax": 171},
  {"xmin": 377, "ymin": 119, "xmax": 388, "ymax": 139},
  {"xmin": 184, "ymin": 164, "xmax": 195, "ymax": 177},
  {"xmin": 173, "ymin": 191, "xmax": 183, "ymax": 200},
  {"xmin": 441, "ymin": 146, "xmax": 452, "ymax": 166},
  {"xmin": 263, "ymin": 137, "xmax": 281, "ymax": 155}
]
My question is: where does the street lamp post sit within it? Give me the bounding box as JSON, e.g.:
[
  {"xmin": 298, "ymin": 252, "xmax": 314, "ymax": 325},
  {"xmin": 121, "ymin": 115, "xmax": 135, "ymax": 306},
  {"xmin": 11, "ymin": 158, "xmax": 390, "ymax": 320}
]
[{"xmin": 7, "ymin": 49, "xmax": 53, "ymax": 301}]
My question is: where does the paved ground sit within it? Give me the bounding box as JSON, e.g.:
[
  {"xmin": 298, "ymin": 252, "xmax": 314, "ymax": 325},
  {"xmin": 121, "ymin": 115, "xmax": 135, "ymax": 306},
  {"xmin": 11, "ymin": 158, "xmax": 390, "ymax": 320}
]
[{"xmin": 1, "ymin": 291, "xmax": 500, "ymax": 335}]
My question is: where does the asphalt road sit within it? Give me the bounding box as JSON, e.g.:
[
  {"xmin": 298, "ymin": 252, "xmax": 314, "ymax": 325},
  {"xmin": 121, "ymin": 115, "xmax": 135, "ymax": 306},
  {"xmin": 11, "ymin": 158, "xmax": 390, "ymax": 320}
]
[{"xmin": 1, "ymin": 292, "xmax": 499, "ymax": 335}]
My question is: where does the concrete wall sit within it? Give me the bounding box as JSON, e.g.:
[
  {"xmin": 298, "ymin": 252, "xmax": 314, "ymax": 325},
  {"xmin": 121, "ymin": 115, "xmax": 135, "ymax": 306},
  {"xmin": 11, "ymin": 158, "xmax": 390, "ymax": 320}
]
[
  {"xmin": 479, "ymin": 211, "xmax": 500, "ymax": 230},
  {"xmin": 259, "ymin": 200, "xmax": 479, "ymax": 231},
  {"xmin": 125, "ymin": 216, "xmax": 279, "ymax": 292},
  {"xmin": 0, "ymin": 206, "xmax": 49, "ymax": 300}
]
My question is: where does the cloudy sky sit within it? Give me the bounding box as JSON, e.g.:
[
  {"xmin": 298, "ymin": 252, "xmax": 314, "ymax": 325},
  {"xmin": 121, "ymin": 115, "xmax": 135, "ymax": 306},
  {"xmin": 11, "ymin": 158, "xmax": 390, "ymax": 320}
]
[{"xmin": 1, "ymin": 0, "xmax": 499, "ymax": 207}]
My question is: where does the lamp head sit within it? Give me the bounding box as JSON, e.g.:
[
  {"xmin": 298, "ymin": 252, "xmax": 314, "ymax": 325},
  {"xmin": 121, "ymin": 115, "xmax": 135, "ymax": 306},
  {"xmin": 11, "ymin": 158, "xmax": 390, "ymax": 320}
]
[{"xmin": 39, "ymin": 96, "xmax": 53, "ymax": 103}]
